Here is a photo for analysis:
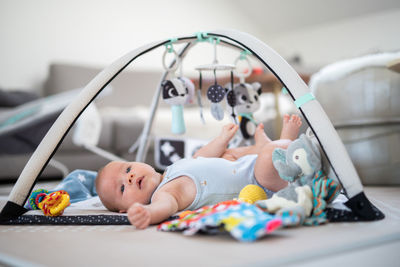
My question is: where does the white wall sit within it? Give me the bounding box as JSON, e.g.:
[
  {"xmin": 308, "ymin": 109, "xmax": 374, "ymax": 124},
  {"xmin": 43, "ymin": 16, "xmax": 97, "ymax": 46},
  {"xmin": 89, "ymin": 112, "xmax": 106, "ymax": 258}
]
[
  {"xmin": 1, "ymin": 0, "xmax": 399, "ymax": 93},
  {"xmin": 268, "ymin": 9, "xmax": 400, "ymax": 67},
  {"xmin": 0, "ymin": 0, "xmax": 265, "ymax": 92}
]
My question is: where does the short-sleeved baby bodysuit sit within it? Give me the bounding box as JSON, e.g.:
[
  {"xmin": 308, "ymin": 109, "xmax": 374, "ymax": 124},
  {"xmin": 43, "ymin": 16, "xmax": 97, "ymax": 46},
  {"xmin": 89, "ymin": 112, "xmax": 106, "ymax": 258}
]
[{"xmin": 151, "ymin": 154, "xmax": 273, "ymax": 210}]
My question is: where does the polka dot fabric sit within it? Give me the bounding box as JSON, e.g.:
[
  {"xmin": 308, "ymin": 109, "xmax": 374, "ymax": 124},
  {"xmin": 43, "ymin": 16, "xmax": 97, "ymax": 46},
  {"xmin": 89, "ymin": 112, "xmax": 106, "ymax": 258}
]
[
  {"xmin": 0, "ymin": 215, "xmax": 130, "ymax": 225},
  {"xmin": 207, "ymin": 84, "xmax": 225, "ymax": 103}
]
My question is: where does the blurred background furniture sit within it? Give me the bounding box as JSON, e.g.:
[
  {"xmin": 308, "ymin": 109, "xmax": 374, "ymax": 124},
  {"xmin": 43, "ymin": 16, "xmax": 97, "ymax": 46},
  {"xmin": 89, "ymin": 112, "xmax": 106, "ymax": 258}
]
[{"xmin": 311, "ymin": 53, "xmax": 400, "ymax": 185}]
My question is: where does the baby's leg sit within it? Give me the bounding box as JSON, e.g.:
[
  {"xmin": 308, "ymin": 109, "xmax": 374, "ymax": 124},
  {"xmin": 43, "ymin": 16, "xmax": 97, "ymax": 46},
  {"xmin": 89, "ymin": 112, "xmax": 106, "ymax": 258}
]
[
  {"xmin": 280, "ymin": 114, "xmax": 302, "ymax": 141},
  {"xmin": 194, "ymin": 123, "xmax": 238, "ymax": 158},
  {"xmin": 222, "ymin": 124, "xmax": 270, "ymax": 161},
  {"xmin": 254, "ymin": 115, "xmax": 302, "ymax": 191},
  {"xmin": 254, "ymin": 140, "xmax": 291, "ymax": 192}
]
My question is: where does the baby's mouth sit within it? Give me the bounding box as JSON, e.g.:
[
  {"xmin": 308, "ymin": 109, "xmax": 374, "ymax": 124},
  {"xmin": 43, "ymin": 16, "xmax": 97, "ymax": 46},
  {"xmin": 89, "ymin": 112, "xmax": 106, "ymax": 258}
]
[{"xmin": 136, "ymin": 176, "xmax": 144, "ymax": 189}]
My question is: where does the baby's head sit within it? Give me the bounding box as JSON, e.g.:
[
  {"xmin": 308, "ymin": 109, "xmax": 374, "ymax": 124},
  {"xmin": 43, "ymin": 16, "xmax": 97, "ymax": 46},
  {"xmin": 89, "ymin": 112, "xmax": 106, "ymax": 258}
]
[{"xmin": 96, "ymin": 161, "xmax": 162, "ymax": 212}]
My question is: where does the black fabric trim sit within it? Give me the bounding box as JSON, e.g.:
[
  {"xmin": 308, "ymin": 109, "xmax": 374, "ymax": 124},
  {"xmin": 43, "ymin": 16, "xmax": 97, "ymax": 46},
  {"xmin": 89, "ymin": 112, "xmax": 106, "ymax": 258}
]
[
  {"xmin": 326, "ymin": 208, "xmax": 362, "ymax": 222},
  {"xmin": 344, "ymin": 192, "xmax": 385, "ymax": 221},
  {"xmin": 0, "ymin": 214, "xmax": 130, "ymax": 225},
  {"xmin": 327, "ymin": 203, "xmax": 385, "ymax": 222},
  {"xmin": 0, "ymin": 201, "xmax": 28, "ymax": 222}
]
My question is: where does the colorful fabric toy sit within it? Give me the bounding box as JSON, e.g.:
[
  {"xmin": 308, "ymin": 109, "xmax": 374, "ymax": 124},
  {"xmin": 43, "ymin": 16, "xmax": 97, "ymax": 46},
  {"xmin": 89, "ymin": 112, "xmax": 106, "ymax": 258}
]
[
  {"xmin": 256, "ymin": 134, "xmax": 340, "ymax": 225},
  {"xmin": 26, "ymin": 189, "xmax": 70, "ymax": 216},
  {"xmin": 158, "ymin": 200, "xmax": 283, "ymax": 242},
  {"xmin": 304, "ymin": 171, "xmax": 341, "ymax": 225}
]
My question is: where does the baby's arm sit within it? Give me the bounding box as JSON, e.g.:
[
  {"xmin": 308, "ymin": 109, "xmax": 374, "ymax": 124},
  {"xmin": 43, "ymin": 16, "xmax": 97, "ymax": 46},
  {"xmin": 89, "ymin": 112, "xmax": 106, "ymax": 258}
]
[
  {"xmin": 127, "ymin": 191, "xmax": 179, "ymax": 229},
  {"xmin": 193, "ymin": 123, "xmax": 239, "ymax": 158}
]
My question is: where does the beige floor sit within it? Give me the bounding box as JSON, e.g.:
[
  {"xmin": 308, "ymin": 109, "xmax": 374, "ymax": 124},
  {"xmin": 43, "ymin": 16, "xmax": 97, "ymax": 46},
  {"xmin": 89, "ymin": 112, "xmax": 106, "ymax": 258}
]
[{"xmin": 0, "ymin": 185, "xmax": 399, "ymax": 267}]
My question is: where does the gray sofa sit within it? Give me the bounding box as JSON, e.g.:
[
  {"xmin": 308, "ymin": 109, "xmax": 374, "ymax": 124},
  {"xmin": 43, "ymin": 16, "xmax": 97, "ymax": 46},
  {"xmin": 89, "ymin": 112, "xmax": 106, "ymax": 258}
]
[
  {"xmin": 313, "ymin": 67, "xmax": 400, "ymax": 185},
  {"xmin": 0, "ymin": 63, "xmax": 163, "ymax": 181}
]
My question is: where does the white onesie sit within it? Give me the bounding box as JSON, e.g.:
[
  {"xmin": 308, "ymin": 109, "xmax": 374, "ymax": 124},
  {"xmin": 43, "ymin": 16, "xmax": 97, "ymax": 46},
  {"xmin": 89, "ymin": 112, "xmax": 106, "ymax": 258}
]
[{"xmin": 151, "ymin": 154, "xmax": 273, "ymax": 210}]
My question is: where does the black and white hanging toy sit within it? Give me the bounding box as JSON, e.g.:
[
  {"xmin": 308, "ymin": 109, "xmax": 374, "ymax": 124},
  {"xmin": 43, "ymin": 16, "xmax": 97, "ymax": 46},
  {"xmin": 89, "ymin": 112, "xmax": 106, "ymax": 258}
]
[
  {"xmin": 161, "ymin": 40, "xmax": 195, "ymax": 134},
  {"xmin": 232, "ymin": 50, "xmax": 262, "ymax": 140}
]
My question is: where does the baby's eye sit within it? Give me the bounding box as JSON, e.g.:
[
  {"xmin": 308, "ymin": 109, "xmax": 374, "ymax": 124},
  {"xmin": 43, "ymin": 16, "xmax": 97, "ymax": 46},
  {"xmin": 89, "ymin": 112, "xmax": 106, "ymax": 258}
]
[
  {"xmin": 126, "ymin": 166, "xmax": 131, "ymax": 173},
  {"xmin": 121, "ymin": 184, "xmax": 125, "ymax": 193}
]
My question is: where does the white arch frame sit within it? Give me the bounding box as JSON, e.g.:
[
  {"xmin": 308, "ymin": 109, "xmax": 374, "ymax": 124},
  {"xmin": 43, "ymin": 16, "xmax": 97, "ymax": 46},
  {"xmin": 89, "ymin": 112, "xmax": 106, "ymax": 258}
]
[{"xmin": 0, "ymin": 29, "xmax": 381, "ymax": 221}]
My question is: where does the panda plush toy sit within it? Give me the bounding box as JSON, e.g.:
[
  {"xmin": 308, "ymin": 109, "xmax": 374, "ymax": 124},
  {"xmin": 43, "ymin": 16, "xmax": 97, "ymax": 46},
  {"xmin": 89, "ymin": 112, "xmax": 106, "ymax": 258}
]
[
  {"xmin": 161, "ymin": 77, "xmax": 194, "ymax": 134},
  {"xmin": 227, "ymin": 82, "xmax": 262, "ymax": 140}
]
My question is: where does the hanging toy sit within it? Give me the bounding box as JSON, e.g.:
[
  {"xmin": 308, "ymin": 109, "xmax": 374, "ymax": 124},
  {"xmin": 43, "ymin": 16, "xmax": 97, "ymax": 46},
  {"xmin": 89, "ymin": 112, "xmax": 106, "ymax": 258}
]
[
  {"xmin": 161, "ymin": 78, "xmax": 189, "ymax": 134},
  {"xmin": 176, "ymin": 53, "xmax": 195, "ymax": 106},
  {"xmin": 225, "ymin": 71, "xmax": 238, "ymax": 124},
  {"xmin": 195, "ymin": 36, "xmax": 235, "ymax": 122},
  {"xmin": 161, "ymin": 39, "xmax": 193, "ymax": 135},
  {"xmin": 207, "ymin": 69, "xmax": 226, "ymax": 120},
  {"xmin": 180, "ymin": 77, "xmax": 195, "ymax": 105},
  {"xmin": 27, "ymin": 189, "xmax": 70, "ymax": 216},
  {"xmin": 233, "ymin": 82, "xmax": 262, "ymax": 139},
  {"xmin": 232, "ymin": 50, "xmax": 262, "ymax": 140},
  {"xmin": 196, "ymin": 70, "xmax": 206, "ymax": 124}
]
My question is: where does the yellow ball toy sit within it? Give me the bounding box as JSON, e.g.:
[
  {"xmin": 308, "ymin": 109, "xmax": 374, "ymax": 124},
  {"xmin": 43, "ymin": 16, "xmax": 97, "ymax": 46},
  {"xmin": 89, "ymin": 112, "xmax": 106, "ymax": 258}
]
[{"xmin": 238, "ymin": 184, "xmax": 267, "ymax": 204}]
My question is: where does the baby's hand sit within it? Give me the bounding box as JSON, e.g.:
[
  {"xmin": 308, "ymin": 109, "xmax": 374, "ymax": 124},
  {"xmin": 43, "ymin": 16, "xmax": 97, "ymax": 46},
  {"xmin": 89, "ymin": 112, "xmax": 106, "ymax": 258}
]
[
  {"xmin": 219, "ymin": 123, "xmax": 239, "ymax": 144},
  {"xmin": 127, "ymin": 203, "xmax": 151, "ymax": 229}
]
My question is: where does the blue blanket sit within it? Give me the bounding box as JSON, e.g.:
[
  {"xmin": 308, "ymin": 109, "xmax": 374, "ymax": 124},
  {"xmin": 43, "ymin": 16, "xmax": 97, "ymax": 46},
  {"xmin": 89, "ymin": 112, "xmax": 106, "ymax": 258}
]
[{"xmin": 32, "ymin": 169, "xmax": 98, "ymax": 205}]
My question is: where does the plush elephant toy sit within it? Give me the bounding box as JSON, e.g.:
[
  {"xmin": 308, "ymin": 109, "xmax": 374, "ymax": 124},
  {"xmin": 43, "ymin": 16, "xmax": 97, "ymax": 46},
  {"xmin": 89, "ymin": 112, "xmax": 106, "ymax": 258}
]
[{"xmin": 256, "ymin": 134, "xmax": 322, "ymax": 219}]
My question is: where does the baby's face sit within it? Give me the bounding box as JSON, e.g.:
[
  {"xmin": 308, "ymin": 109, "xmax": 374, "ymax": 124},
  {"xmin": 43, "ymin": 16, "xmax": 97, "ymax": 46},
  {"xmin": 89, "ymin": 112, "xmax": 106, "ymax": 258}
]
[{"xmin": 98, "ymin": 161, "xmax": 162, "ymax": 212}]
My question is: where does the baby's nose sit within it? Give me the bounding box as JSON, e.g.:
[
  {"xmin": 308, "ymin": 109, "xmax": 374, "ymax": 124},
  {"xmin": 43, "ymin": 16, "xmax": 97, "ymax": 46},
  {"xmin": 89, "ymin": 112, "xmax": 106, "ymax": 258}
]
[{"xmin": 127, "ymin": 173, "xmax": 135, "ymax": 184}]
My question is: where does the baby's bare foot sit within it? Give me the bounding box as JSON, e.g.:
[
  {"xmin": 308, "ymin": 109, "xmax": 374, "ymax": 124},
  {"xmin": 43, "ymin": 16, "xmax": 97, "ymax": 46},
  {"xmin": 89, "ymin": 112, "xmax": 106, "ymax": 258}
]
[
  {"xmin": 280, "ymin": 114, "xmax": 302, "ymax": 140},
  {"xmin": 220, "ymin": 123, "xmax": 239, "ymax": 144},
  {"xmin": 254, "ymin": 123, "xmax": 271, "ymax": 147}
]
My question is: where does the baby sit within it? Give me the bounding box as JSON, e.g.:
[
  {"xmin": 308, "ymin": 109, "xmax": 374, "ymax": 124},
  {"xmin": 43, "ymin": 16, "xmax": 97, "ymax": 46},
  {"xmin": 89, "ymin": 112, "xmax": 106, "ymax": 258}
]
[{"xmin": 96, "ymin": 114, "xmax": 302, "ymax": 229}]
